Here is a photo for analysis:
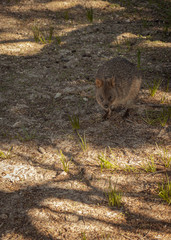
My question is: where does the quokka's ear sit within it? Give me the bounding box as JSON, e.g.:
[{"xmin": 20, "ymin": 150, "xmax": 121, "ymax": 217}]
[
  {"xmin": 110, "ymin": 77, "xmax": 115, "ymax": 87},
  {"xmin": 95, "ymin": 79, "xmax": 103, "ymax": 88}
]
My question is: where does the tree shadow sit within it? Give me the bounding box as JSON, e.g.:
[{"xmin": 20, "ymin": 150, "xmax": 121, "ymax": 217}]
[
  {"xmin": 0, "ymin": 168, "xmax": 170, "ymax": 239},
  {"xmin": 0, "ymin": 0, "xmax": 170, "ymax": 159},
  {"xmin": 0, "ymin": 1, "xmax": 171, "ymax": 239}
]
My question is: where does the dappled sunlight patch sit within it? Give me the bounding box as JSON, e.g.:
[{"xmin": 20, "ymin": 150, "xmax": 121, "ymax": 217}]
[
  {"xmin": 0, "ymin": 161, "xmax": 56, "ymax": 184},
  {"xmin": 139, "ymin": 40, "xmax": 171, "ymax": 49},
  {"xmin": 43, "ymin": 180, "xmax": 92, "ymax": 192},
  {"xmin": 0, "ymin": 14, "xmax": 20, "ymax": 31},
  {"xmin": 1, "ymin": 232, "xmax": 24, "ymax": 240},
  {"xmin": 28, "ymin": 208, "xmax": 122, "ymax": 238},
  {"xmin": 0, "ymin": 33, "xmax": 26, "ymax": 42},
  {"xmin": 110, "ymin": 32, "xmax": 144, "ymax": 47},
  {"xmin": 58, "ymin": 23, "xmax": 90, "ymax": 36},
  {"xmin": 46, "ymin": 0, "xmax": 124, "ymax": 11},
  {"xmin": 46, "ymin": 0, "xmax": 83, "ymax": 11},
  {"xmin": 0, "ymin": 41, "xmax": 44, "ymax": 56},
  {"xmin": 0, "ymin": 0, "xmax": 171, "ymax": 239},
  {"xmin": 109, "ymin": 32, "xmax": 171, "ymax": 51},
  {"xmin": 116, "ymin": 32, "xmax": 140, "ymax": 40},
  {"xmin": 147, "ymin": 89, "xmax": 171, "ymax": 104},
  {"xmin": 124, "ymin": 193, "xmax": 171, "ymax": 223},
  {"xmin": 40, "ymin": 198, "xmax": 123, "ymax": 222},
  {"xmin": 86, "ymin": 0, "xmax": 124, "ymax": 10},
  {"xmin": 28, "ymin": 204, "xmax": 123, "ymax": 238},
  {"xmin": 35, "ymin": 198, "xmax": 125, "ymax": 228}
]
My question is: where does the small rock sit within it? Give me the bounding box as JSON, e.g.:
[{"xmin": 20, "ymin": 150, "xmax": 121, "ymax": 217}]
[
  {"xmin": 63, "ymin": 95, "xmax": 74, "ymax": 100},
  {"xmin": 38, "ymin": 147, "xmax": 46, "ymax": 154},
  {"xmin": 63, "ymin": 87, "xmax": 75, "ymax": 93},
  {"xmin": 55, "ymin": 93, "xmax": 62, "ymax": 98},
  {"xmin": 83, "ymin": 97, "xmax": 88, "ymax": 102},
  {"xmin": 85, "ymin": 173, "xmax": 93, "ymax": 180},
  {"xmin": 60, "ymin": 171, "xmax": 68, "ymax": 176},
  {"xmin": 13, "ymin": 121, "xmax": 22, "ymax": 128},
  {"xmin": 65, "ymin": 58, "xmax": 78, "ymax": 68},
  {"xmin": 0, "ymin": 214, "xmax": 8, "ymax": 219}
]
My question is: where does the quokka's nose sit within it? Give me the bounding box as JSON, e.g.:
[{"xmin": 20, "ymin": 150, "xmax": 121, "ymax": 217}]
[{"xmin": 104, "ymin": 104, "xmax": 108, "ymax": 109}]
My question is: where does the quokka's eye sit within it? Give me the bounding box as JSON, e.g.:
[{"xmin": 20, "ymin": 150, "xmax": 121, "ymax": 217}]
[
  {"xmin": 100, "ymin": 96, "xmax": 104, "ymax": 102},
  {"xmin": 108, "ymin": 96, "xmax": 112, "ymax": 101}
]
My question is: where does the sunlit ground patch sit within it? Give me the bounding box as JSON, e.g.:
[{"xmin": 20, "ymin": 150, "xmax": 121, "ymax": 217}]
[{"xmin": 0, "ymin": 41, "xmax": 44, "ymax": 56}]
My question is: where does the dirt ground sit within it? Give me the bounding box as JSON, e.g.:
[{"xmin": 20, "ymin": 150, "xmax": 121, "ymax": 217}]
[{"xmin": 0, "ymin": 0, "xmax": 171, "ymax": 239}]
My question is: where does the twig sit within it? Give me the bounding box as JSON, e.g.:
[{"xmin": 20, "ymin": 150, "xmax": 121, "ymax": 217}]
[
  {"xmin": 120, "ymin": 234, "xmax": 133, "ymax": 240},
  {"xmin": 0, "ymin": 223, "xmax": 4, "ymax": 228},
  {"xmin": 139, "ymin": 229, "xmax": 151, "ymax": 240},
  {"xmin": 143, "ymin": 170, "xmax": 168, "ymax": 179}
]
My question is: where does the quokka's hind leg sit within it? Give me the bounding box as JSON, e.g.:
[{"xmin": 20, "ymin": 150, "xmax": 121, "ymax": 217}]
[
  {"xmin": 122, "ymin": 105, "xmax": 137, "ymax": 118},
  {"xmin": 122, "ymin": 101, "xmax": 136, "ymax": 118},
  {"xmin": 122, "ymin": 108, "xmax": 130, "ymax": 118}
]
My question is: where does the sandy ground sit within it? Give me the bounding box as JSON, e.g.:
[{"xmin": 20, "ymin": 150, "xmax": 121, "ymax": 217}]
[{"xmin": 0, "ymin": 0, "xmax": 171, "ymax": 239}]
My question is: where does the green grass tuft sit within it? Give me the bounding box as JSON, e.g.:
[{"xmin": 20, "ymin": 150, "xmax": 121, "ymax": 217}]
[
  {"xmin": 98, "ymin": 151, "xmax": 114, "ymax": 172},
  {"xmin": 158, "ymin": 176, "xmax": 171, "ymax": 205},
  {"xmin": 59, "ymin": 150, "xmax": 70, "ymax": 173},
  {"xmin": 0, "ymin": 147, "xmax": 13, "ymax": 160},
  {"xmin": 157, "ymin": 145, "xmax": 171, "ymax": 168},
  {"xmin": 48, "ymin": 26, "xmax": 54, "ymax": 43},
  {"xmin": 141, "ymin": 156, "xmax": 157, "ymax": 172},
  {"xmin": 158, "ymin": 107, "xmax": 171, "ymax": 127},
  {"xmin": 64, "ymin": 10, "xmax": 69, "ymax": 21},
  {"xmin": 106, "ymin": 179, "xmax": 122, "ymax": 208},
  {"xmin": 56, "ymin": 36, "xmax": 61, "ymax": 45},
  {"xmin": 81, "ymin": 232, "xmax": 87, "ymax": 240},
  {"xmin": 68, "ymin": 115, "xmax": 80, "ymax": 131},
  {"xmin": 142, "ymin": 107, "xmax": 171, "ymax": 127},
  {"xmin": 147, "ymin": 79, "xmax": 162, "ymax": 97},
  {"xmin": 122, "ymin": 164, "xmax": 137, "ymax": 172},
  {"xmin": 32, "ymin": 25, "xmax": 55, "ymax": 44},
  {"xmin": 86, "ymin": 7, "xmax": 94, "ymax": 23},
  {"xmin": 78, "ymin": 132, "xmax": 88, "ymax": 152}
]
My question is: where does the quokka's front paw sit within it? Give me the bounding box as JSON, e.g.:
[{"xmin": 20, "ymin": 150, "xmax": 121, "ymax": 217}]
[{"xmin": 102, "ymin": 110, "xmax": 111, "ymax": 120}]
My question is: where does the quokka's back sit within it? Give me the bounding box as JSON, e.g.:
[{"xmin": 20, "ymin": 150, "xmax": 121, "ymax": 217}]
[{"xmin": 95, "ymin": 57, "xmax": 142, "ymax": 117}]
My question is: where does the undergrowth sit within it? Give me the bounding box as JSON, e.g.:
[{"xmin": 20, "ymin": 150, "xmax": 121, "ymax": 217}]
[
  {"xmin": 106, "ymin": 179, "xmax": 122, "ymax": 208},
  {"xmin": 158, "ymin": 175, "xmax": 171, "ymax": 205}
]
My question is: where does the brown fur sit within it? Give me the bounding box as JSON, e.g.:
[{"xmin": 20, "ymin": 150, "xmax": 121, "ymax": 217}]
[{"xmin": 95, "ymin": 57, "xmax": 142, "ymax": 119}]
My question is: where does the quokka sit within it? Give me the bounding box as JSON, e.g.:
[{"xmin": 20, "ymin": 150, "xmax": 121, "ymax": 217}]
[{"xmin": 95, "ymin": 57, "xmax": 142, "ymax": 119}]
